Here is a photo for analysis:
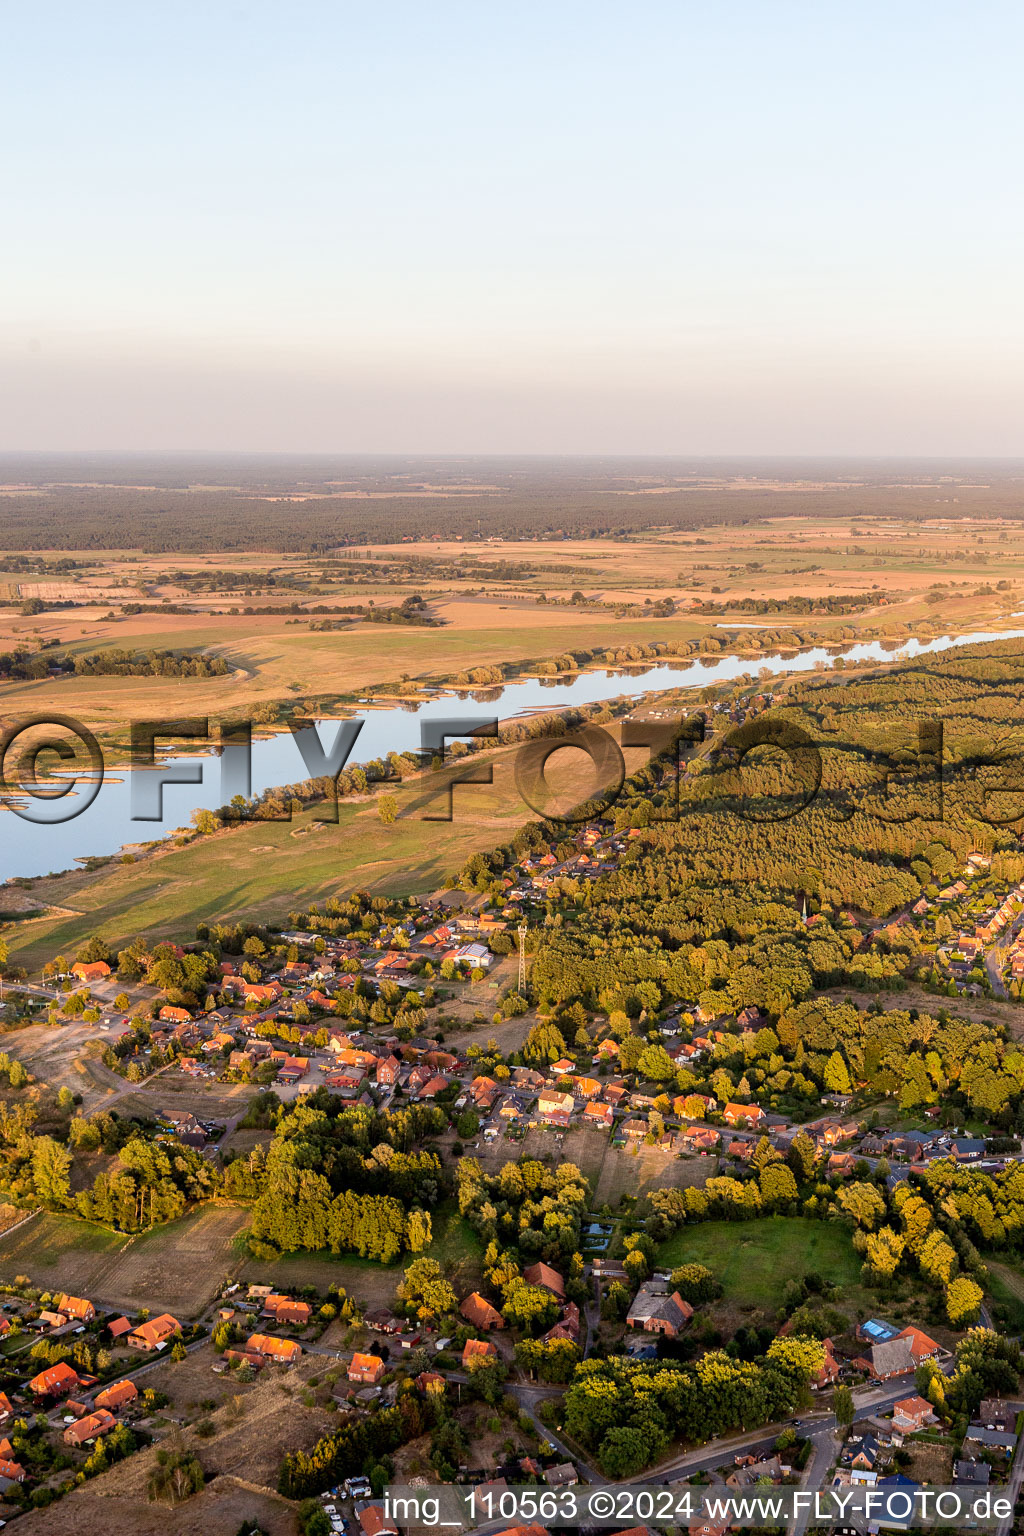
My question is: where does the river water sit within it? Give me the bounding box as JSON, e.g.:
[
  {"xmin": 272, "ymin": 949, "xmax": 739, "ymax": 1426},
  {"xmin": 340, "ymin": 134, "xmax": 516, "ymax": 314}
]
[{"xmin": 1, "ymin": 626, "xmax": 1021, "ymax": 883}]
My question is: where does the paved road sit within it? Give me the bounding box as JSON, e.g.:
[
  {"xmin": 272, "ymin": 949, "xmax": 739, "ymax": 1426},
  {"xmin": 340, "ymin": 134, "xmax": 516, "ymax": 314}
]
[
  {"xmin": 995, "ymin": 1399, "xmax": 1024, "ymax": 1536},
  {"xmin": 790, "ymin": 1426, "xmax": 839, "ymax": 1536}
]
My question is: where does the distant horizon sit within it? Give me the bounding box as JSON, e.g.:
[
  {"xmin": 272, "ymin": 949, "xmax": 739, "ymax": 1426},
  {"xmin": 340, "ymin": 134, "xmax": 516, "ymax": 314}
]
[
  {"xmin": 4, "ymin": 450, "xmax": 1024, "ymax": 466},
  {"xmin": 6, "ymin": 3, "xmax": 1024, "ymax": 457}
]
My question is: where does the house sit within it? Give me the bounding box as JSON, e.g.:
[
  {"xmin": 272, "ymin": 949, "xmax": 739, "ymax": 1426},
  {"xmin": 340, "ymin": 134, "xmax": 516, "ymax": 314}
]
[
  {"xmin": 349, "ymin": 1352, "xmax": 385, "ymax": 1385},
  {"xmin": 893, "ymin": 1396, "xmax": 936, "ymax": 1433},
  {"xmin": 158, "ymin": 1005, "xmax": 192, "ymax": 1024},
  {"xmin": 53, "ymin": 1292, "xmax": 95, "ymax": 1322},
  {"xmin": 376, "ymin": 1055, "xmax": 401, "ymax": 1086},
  {"xmin": 964, "ymin": 1425, "xmax": 1017, "ymax": 1454},
  {"xmin": 954, "ymin": 1460, "xmax": 991, "ymax": 1487},
  {"xmin": 727, "ymin": 1455, "xmax": 787, "ymax": 1489},
  {"xmin": 682, "ymin": 1125, "xmax": 720, "ymax": 1152},
  {"xmin": 857, "ymin": 1337, "xmax": 917, "ymax": 1380},
  {"xmin": 28, "ymin": 1361, "xmax": 79, "ymax": 1397},
  {"xmin": 722, "ymin": 1102, "xmax": 764, "ymax": 1128},
  {"xmin": 850, "ymin": 1435, "xmax": 880, "ymax": 1472},
  {"xmin": 461, "ymin": 1292, "xmax": 504, "ymax": 1329},
  {"xmin": 544, "ymin": 1302, "xmax": 581, "ymax": 1344},
  {"xmin": 262, "ymin": 1294, "xmax": 312, "ymax": 1327},
  {"xmin": 453, "ymin": 943, "xmax": 492, "ymax": 969},
  {"xmin": 857, "ymin": 1318, "xmax": 902, "ymax": 1345},
  {"xmin": 162, "ymin": 1110, "xmax": 203, "ymax": 1137},
  {"xmin": 128, "ymin": 1312, "xmax": 181, "ymax": 1351},
  {"xmin": 0, "ymin": 1458, "xmax": 25, "ymax": 1483},
  {"xmin": 583, "ymin": 1101, "xmax": 614, "ymax": 1130},
  {"xmin": 523, "ymin": 1263, "xmax": 565, "ymax": 1299},
  {"xmin": 977, "ymin": 1398, "xmax": 1016, "ymax": 1433},
  {"xmin": 512, "ymin": 1067, "xmax": 546, "ymax": 1090},
  {"xmin": 416, "ymin": 1371, "xmax": 446, "ymax": 1395},
  {"xmin": 812, "ymin": 1337, "xmax": 841, "ymax": 1390},
  {"xmin": 537, "ymin": 1090, "xmax": 574, "ymax": 1121},
  {"xmin": 71, "ymin": 961, "xmax": 111, "ymax": 982},
  {"xmin": 621, "ymin": 1118, "xmax": 648, "ymax": 1141},
  {"xmin": 94, "ymin": 1379, "xmax": 138, "ymax": 1412},
  {"xmin": 896, "ymin": 1325, "xmax": 939, "ymax": 1364},
  {"xmin": 365, "ymin": 1310, "xmax": 404, "ymax": 1335},
  {"xmin": 64, "ymin": 1409, "xmax": 117, "ymax": 1446},
  {"xmin": 571, "ymin": 1077, "xmax": 601, "ymax": 1100},
  {"xmin": 247, "ymin": 1334, "xmax": 302, "ymax": 1363},
  {"xmin": 463, "ymin": 1338, "xmax": 497, "ymax": 1367},
  {"xmin": 626, "ymin": 1279, "xmax": 693, "ymax": 1337},
  {"xmin": 545, "ymin": 1463, "xmax": 578, "ymax": 1488},
  {"xmin": 106, "ymin": 1316, "xmax": 132, "ymax": 1341},
  {"xmin": 357, "ymin": 1503, "xmax": 400, "ymax": 1536},
  {"xmin": 0, "ymin": 1393, "xmax": 12, "ymax": 1422}
]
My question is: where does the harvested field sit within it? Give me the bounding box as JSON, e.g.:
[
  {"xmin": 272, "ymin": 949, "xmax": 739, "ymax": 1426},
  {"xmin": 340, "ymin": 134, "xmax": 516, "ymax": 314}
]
[
  {"xmin": 0, "ymin": 1206, "xmax": 250, "ymax": 1316},
  {"xmin": 594, "ymin": 1142, "xmax": 713, "ymax": 1208}
]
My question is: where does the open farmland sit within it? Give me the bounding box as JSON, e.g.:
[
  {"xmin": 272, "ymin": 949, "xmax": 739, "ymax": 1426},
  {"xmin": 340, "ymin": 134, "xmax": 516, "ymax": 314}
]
[
  {"xmin": 6, "ymin": 503, "xmax": 1024, "ymax": 747},
  {"xmin": 0, "ymin": 1205, "xmax": 250, "ymax": 1316}
]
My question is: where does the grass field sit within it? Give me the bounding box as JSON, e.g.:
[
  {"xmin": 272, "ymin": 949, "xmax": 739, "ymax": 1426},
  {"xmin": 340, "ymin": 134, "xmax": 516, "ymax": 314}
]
[
  {"xmin": 4, "ymin": 729, "xmax": 647, "ymax": 971},
  {"xmin": 657, "ymin": 1217, "xmax": 861, "ymax": 1309},
  {"xmin": 985, "ymin": 1259, "xmax": 1024, "ymax": 1333}
]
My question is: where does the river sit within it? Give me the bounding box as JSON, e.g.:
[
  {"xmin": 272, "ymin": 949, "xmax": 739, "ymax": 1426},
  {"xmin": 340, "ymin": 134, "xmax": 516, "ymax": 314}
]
[{"xmin": 1, "ymin": 626, "xmax": 1021, "ymax": 883}]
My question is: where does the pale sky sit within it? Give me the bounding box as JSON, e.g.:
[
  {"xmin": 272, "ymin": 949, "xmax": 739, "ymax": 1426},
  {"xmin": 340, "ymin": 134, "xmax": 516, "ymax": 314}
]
[{"xmin": 3, "ymin": 1, "xmax": 1023, "ymax": 454}]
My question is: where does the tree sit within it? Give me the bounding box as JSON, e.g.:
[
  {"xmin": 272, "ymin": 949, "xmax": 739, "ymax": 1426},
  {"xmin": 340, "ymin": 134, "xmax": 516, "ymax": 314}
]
[
  {"xmin": 397, "ymin": 1258, "xmax": 456, "ymax": 1321},
  {"xmin": 837, "ymin": 1182, "xmax": 886, "ymax": 1230},
  {"xmin": 147, "ymin": 1448, "xmax": 204, "ymax": 1505},
  {"xmin": 946, "ymin": 1277, "xmax": 984, "ymax": 1327},
  {"xmin": 406, "ymin": 1208, "xmax": 432, "ymax": 1252},
  {"xmin": 377, "ymin": 794, "xmax": 398, "ymax": 826},
  {"xmin": 669, "ymin": 1263, "xmax": 720, "ymax": 1305},
  {"xmin": 759, "ymin": 1162, "xmax": 798, "ymax": 1210},
  {"xmin": 637, "ymin": 1044, "xmax": 676, "ymax": 1081},
  {"xmin": 765, "ymin": 1335, "xmax": 826, "ymax": 1385},
  {"xmin": 823, "ymin": 1051, "xmax": 851, "ymax": 1094},
  {"xmin": 32, "ymin": 1136, "xmax": 72, "ymax": 1206},
  {"xmin": 523, "ymin": 1021, "xmax": 568, "ymax": 1064},
  {"xmin": 617, "ymin": 1034, "xmax": 646, "ymax": 1073},
  {"xmin": 598, "ymin": 1425, "xmax": 649, "ymax": 1478},
  {"xmin": 833, "ymin": 1384, "xmax": 855, "ymax": 1429},
  {"xmin": 788, "ymin": 1132, "xmax": 818, "ymax": 1183}
]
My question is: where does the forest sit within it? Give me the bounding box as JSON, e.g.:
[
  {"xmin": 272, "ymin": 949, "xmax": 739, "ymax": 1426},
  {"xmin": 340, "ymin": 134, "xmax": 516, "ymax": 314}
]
[{"xmin": 0, "ymin": 453, "xmax": 1021, "ymax": 550}]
